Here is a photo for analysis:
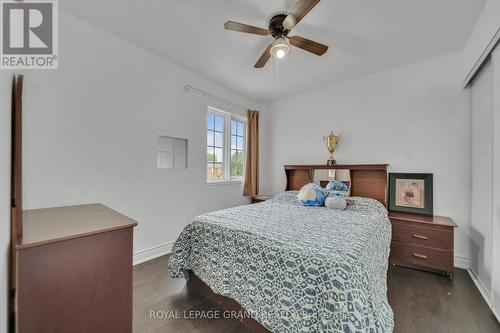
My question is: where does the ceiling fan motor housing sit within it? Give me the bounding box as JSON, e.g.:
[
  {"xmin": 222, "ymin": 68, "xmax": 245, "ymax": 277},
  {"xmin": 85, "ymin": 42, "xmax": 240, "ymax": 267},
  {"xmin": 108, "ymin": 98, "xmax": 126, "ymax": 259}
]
[{"xmin": 268, "ymin": 14, "xmax": 289, "ymax": 37}]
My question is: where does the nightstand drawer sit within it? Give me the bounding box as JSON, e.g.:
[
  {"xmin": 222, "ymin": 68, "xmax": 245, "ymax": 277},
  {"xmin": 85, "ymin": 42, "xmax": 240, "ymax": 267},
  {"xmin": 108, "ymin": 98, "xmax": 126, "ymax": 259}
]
[
  {"xmin": 251, "ymin": 195, "xmax": 273, "ymax": 204},
  {"xmin": 390, "ymin": 242, "xmax": 453, "ymax": 272},
  {"xmin": 391, "ymin": 220, "xmax": 452, "ymax": 250}
]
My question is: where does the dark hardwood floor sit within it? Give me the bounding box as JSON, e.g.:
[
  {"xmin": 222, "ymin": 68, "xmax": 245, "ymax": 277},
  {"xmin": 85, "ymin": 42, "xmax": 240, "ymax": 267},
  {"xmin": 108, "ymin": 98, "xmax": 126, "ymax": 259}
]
[{"xmin": 134, "ymin": 256, "xmax": 500, "ymax": 333}]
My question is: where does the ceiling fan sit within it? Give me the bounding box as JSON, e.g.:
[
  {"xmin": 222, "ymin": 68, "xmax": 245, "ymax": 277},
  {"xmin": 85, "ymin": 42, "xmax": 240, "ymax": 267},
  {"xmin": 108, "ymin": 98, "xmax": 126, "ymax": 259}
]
[{"xmin": 224, "ymin": 0, "xmax": 328, "ymax": 68}]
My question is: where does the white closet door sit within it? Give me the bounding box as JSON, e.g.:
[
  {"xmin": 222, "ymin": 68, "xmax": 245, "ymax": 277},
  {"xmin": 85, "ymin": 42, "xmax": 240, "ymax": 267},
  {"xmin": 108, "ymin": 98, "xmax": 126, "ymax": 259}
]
[
  {"xmin": 492, "ymin": 47, "xmax": 500, "ymax": 319},
  {"xmin": 471, "ymin": 58, "xmax": 493, "ymax": 296}
]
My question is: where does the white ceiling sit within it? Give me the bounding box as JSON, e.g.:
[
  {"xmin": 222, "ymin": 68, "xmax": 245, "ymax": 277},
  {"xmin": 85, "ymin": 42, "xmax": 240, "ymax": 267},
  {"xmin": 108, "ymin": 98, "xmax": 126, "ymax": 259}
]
[{"xmin": 60, "ymin": 0, "xmax": 485, "ymax": 101}]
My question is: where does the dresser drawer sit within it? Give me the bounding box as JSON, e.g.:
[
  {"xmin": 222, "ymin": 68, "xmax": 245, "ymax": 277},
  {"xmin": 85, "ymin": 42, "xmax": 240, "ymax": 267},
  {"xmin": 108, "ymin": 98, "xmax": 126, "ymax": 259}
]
[
  {"xmin": 391, "ymin": 219, "xmax": 452, "ymax": 250},
  {"xmin": 390, "ymin": 241, "xmax": 453, "ymax": 272}
]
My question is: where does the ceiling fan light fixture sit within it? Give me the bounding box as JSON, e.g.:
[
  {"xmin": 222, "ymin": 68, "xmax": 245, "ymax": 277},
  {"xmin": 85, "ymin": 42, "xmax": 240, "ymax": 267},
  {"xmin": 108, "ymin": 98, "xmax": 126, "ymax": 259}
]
[{"xmin": 270, "ymin": 37, "xmax": 291, "ymax": 59}]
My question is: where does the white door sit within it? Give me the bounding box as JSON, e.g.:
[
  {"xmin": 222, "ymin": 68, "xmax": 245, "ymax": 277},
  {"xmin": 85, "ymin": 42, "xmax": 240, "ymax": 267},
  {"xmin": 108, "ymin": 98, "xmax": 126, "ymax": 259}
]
[
  {"xmin": 492, "ymin": 46, "xmax": 500, "ymax": 319},
  {"xmin": 470, "ymin": 58, "xmax": 494, "ymax": 296}
]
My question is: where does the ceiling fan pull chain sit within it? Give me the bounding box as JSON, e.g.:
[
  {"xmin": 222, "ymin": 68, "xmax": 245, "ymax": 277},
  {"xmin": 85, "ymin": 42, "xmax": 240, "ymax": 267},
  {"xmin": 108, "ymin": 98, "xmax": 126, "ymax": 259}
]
[{"xmin": 274, "ymin": 57, "xmax": 279, "ymax": 81}]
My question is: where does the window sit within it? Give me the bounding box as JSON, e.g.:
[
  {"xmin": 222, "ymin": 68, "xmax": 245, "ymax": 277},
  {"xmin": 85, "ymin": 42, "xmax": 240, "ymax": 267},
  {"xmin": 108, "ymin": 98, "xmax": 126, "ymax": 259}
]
[
  {"xmin": 206, "ymin": 112, "xmax": 225, "ymax": 180},
  {"xmin": 206, "ymin": 107, "xmax": 246, "ymax": 183},
  {"xmin": 230, "ymin": 119, "xmax": 245, "ymax": 178},
  {"xmin": 157, "ymin": 136, "xmax": 187, "ymax": 169}
]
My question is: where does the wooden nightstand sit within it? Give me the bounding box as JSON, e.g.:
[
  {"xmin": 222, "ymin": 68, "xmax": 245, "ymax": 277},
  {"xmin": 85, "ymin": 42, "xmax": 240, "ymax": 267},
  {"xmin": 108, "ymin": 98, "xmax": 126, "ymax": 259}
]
[
  {"xmin": 388, "ymin": 211, "xmax": 457, "ymax": 278},
  {"xmin": 251, "ymin": 195, "xmax": 273, "ymax": 204}
]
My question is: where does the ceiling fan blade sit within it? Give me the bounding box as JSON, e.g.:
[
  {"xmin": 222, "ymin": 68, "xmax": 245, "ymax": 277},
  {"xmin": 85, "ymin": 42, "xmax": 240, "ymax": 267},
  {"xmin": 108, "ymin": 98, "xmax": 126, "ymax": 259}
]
[
  {"xmin": 224, "ymin": 21, "xmax": 269, "ymax": 36},
  {"xmin": 254, "ymin": 44, "xmax": 273, "ymax": 68},
  {"xmin": 283, "ymin": 0, "xmax": 320, "ymax": 30},
  {"xmin": 289, "ymin": 35, "xmax": 328, "ymax": 56}
]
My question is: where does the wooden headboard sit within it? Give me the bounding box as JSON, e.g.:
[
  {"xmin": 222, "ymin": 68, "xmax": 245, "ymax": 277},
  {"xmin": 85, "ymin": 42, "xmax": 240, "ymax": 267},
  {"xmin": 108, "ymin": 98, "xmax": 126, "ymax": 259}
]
[{"xmin": 284, "ymin": 164, "xmax": 389, "ymax": 207}]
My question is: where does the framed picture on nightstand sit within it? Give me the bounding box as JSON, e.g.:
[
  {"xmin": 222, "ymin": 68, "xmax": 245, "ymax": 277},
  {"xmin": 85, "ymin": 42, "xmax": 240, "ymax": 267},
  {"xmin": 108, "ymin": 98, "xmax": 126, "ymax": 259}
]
[{"xmin": 388, "ymin": 173, "xmax": 433, "ymax": 215}]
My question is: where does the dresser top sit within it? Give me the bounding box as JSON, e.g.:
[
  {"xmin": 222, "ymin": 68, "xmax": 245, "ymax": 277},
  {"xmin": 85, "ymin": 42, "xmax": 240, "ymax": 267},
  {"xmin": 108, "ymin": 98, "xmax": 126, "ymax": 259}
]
[
  {"xmin": 388, "ymin": 211, "xmax": 457, "ymax": 228},
  {"xmin": 17, "ymin": 204, "xmax": 137, "ymax": 249}
]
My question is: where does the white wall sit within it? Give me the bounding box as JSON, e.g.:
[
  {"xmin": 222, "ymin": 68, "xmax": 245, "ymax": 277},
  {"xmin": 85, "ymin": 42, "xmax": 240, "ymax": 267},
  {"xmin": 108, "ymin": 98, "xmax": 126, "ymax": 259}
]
[
  {"xmin": 263, "ymin": 53, "xmax": 472, "ymax": 265},
  {"xmin": 470, "ymin": 58, "xmax": 493, "ymax": 296},
  {"xmin": 18, "ymin": 12, "xmax": 265, "ymax": 263},
  {"xmin": 462, "ymin": 0, "xmax": 500, "ymax": 83}
]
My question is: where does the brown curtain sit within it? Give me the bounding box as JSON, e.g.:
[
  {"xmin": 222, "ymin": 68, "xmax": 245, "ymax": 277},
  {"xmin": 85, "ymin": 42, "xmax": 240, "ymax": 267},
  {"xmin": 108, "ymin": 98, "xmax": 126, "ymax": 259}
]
[
  {"xmin": 10, "ymin": 74, "xmax": 23, "ymax": 330},
  {"xmin": 243, "ymin": 110, "xmax": 259, "ymax": 196}
]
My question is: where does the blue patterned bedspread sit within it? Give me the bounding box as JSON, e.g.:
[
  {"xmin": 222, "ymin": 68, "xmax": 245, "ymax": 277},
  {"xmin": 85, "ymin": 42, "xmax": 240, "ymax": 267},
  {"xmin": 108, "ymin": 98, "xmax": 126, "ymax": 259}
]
[{"xmin": 168, "ymin": 191, "xmax": 394, "ymax": 332}]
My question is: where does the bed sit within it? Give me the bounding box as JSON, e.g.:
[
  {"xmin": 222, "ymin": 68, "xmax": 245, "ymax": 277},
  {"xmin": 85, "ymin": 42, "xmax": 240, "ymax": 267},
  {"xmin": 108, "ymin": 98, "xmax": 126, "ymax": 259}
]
[{"xmin": 168, "ymin": 164, "xmax": 394, "ymax": 332}]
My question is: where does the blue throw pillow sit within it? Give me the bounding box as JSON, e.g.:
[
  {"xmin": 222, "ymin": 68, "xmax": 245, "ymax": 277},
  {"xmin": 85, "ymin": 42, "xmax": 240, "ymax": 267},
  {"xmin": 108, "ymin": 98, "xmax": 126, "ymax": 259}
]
[
  {"xmin": 297, "ymin": 183, "xmax": 326, "ymax": 206},
  {"xmin": 325, "ymin": 180, "xmax": 348, "ymax": 192}
]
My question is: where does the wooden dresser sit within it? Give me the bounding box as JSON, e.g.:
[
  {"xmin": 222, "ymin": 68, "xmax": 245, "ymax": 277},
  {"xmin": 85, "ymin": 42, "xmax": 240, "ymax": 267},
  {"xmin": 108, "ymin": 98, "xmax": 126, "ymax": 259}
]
[
  {"xmin": 389, "ymin": 212, "xmax": 457, "ymax": 277},
  {"xmin": 16, "ymin": 204, "xmax": 137, "ymax": 333}
]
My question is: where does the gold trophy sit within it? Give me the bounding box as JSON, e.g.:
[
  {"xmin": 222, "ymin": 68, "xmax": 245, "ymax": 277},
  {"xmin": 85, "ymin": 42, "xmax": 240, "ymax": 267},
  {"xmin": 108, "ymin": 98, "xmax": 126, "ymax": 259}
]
[{"xmin": 323, "ymin": 131, "xmax": 340, "ymax": 165}]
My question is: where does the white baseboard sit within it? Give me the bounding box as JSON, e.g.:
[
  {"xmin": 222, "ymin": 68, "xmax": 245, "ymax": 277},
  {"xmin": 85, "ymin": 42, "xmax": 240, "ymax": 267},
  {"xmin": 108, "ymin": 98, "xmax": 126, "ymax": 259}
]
[
  {"xmin": 493, "ymin": 306, "xmax": 500, "ymax": 325},
  {"xmin": 467, "ymin": 269, "xmax": 500, "ymax": 323},
  {"xmin": 454, "ymin": 255, "xmax": 471, "ymax": 269},
  {"xmin": 467, "ymin": 268, "xmax": 491, "ymax": 305},
  {"xmin": 133, "ymin": 241, "xmax": 174, "ymax": 266}
]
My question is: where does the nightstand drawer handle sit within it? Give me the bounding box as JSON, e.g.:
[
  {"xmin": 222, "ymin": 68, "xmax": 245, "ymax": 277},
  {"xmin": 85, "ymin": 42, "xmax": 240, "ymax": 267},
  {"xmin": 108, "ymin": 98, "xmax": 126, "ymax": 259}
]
[
  {"xmin": 412, "ymin": 234, "xmax": 428, "ymax": 240},
  {"xmin": 412, "ymin": 253, "xmax": 428, "ymax": 259}
]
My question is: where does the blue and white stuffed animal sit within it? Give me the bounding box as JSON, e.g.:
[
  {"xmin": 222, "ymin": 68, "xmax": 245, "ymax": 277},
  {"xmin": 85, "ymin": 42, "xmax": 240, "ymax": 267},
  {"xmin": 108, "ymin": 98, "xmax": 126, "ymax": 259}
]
[
  {"xmin": 325, "ymin": 180, "xmax": 348, "ymax": 192},
  {"xmin": 297, "ymin": 183, "xmax": 326, "ymax": 206},
  {"xmin": 325, "ymin": 196, "xmax": 347, "ymax": 210}
]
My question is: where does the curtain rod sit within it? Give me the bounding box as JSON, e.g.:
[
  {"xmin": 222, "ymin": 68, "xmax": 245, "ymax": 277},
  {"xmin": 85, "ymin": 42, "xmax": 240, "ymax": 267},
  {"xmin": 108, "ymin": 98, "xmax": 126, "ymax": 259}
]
[{"xmin": 183, "ymin": 85, "xmax": 251, "ymax": 111}]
